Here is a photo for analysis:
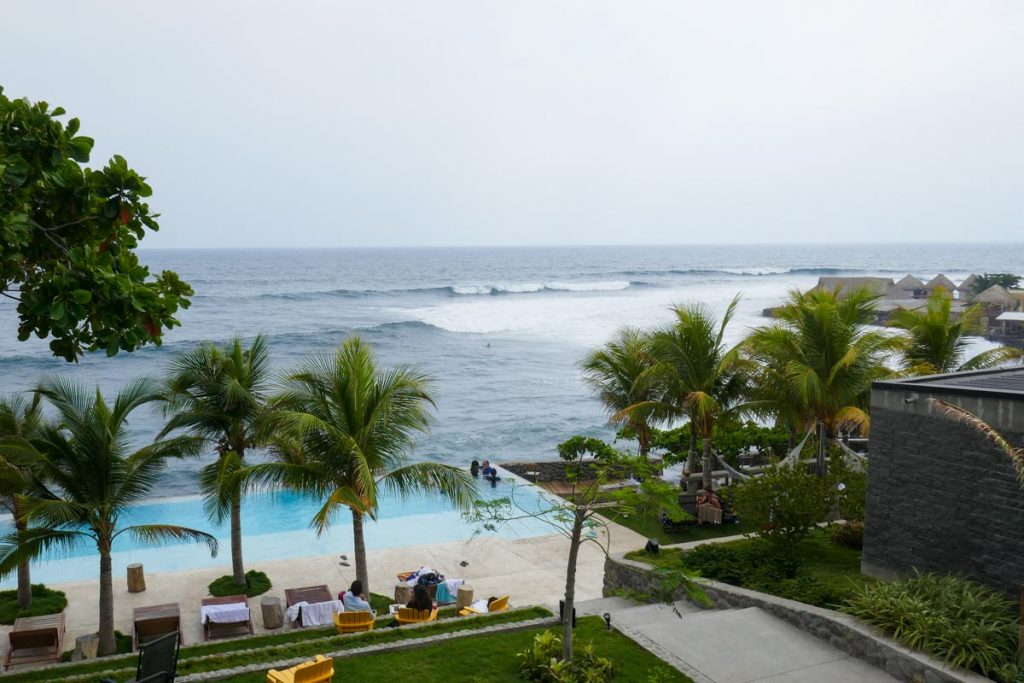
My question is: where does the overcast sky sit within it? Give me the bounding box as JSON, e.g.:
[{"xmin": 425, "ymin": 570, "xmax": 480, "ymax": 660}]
[{"xmin": 3, "ymin": 1, "xmax": 1023, "ymax": 248}]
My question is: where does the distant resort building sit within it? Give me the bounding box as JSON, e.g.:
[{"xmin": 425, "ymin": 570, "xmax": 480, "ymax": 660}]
[{"xmin": 923, "ymin": 273, "xmax": 956, "ymax": 295}]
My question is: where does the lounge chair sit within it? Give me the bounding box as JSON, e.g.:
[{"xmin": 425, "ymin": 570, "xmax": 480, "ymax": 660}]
[
  {"xmin": 395, "ymin": 607, "xmax": 438, "ymax": 625},
  {"xmin": 284, "ymin": 585, "xmax": 334, "ymax": 627},
  {"xmin": 267, "ymin": 654, "xmax": 335, "ymax": 683},
  {"xmin": 133, "ymin": 603, "xmax": 183, "ymax": 650},
  {"xmin": 201, "ymin": 594, "xmax": 253, "ymax": 641},
  {"xmin": 333, "ymin": 610, "xmax": 375, "ymax": 634},
  {"xmin": 697, "ymin": 504, "xmax": 722, "ymax": 525},
  {"xmin": 100, "ymin": 630, "xmax": 180, "ymax": 683},
  {"xmin": 3, "ymin": 612, "xmax": 65, "ymax": 670},
  {"xmin": 459, "ymin": 594, "xmax": 509, "ymax": 616}
]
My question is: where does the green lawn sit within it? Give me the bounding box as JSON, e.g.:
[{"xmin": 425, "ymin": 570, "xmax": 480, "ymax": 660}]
[
  {"xmin": 603, "ymin": 507, "xmax": 760, "ymax": 545},
  {"xmin": 220, "ymin": 617, "xmax": 692, "ymax": 683},
  {"xmin": 3, "ymin": 607, "xmax": 552, "ymax": 683},
  {"xmin": 626, "ymin": 528, "xmax": 875, "ymax": 609}
]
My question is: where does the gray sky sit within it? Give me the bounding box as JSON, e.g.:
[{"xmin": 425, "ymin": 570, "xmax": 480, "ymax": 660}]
[{"xmin": 3, "ymin": 1, "xmax": 1023, "ymax": 248}]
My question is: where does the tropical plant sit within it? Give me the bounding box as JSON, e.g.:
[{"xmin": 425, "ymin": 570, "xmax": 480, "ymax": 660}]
[
  {"xmin": 0, "ymin": 394, "xmax": 43, "ymax": 608},
  {"xmin": 161, "ymin": 336, "xmax": 271, "ymax": 587},
  {"xmin": 746, "ymin": 287, "xmax": 896, "ymax": 442},
  {"xmin": 518, "ymin": 630, "xmax": 615, "ymax": 682},
  {"xmin": 888, "ymin": 289, "xmax": 1024, "ymax": 375},
  {"xmin": 0, "ymin": 378, "xmax": 218, "ymax": 655},
  {"xmin": 0, "ymin": 87, "xmax": 192, "ymax": 361},
  {"xmin": 639, "ymin": 297, "xmax": 750, "ymax": 490},
  {"xmin": 731, "ymin": 462, "xmax": 833, "ymax": 546},
  {"xmin": 250, "ymin": 336, "xmax": 476, "ymax": 597},
  {"xmin": 581, "ymin": 327, "xmax": 660, "ymax": 458},
  {"xmin": 930, "ymin": 399, "xmax": 1024, "ymax": 488}
]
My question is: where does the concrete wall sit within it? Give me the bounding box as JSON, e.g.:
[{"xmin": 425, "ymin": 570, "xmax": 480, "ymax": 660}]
[{"xmin": 863, "ymin": 385, "xmax": 1024, "ymax": 595}]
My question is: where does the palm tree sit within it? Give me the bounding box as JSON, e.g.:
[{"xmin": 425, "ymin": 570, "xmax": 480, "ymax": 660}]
[
  {"xmin": 637, "ymin": 297, "xmax": 749, "ymax": 491},
  {"xmin": 251, "ymin": 336, "xmax": 477, "ymax": 595},
  {"xmin": 0, "ymin": 377, "xmax": 218, "ymax": 656},
  {"xmin": 580, "ymin": 327, "xmax": 659, "ymax": 458},
  {"xmin": 0, "ymin": 394, "xmax": 43, "ymax": 608},
  {"xmin": 888, "ymin": 288, "xmax": 1024, "ymax": 375},
  {"xmin": 161, "ymin": 336, "xmax": 271, "ymax": 587},
  {"xmin": 746, "ymin": 287, "xmax": 896, "ymax": 442}
]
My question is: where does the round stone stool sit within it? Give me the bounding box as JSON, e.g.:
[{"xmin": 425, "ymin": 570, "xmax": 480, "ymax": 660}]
[
  {"xmin": 456, "ymin": 584, "xmax": 474, "ymax": 612},
  {"xmin": 261, "ymin": 595, "xmax": 283, "ymax": 630}
]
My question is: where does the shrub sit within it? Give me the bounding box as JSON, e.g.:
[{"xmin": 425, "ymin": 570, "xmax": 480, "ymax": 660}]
[
  {"xmin": 826, "ymin": 450, "xmax": 867, "ymax": 522},
  {"xmin": 843, "ymin": 573, "xmax": 1021, "ymax": 681},
  {"xmin": 208, "ymin": 570, "xmax": 272, "ymax": 597},
  {"xmin": 0, "ymin": 584, "xmax": 68, "ymax": 625},
  {"xmin": 731, "ymin": 463, "xmax": 832, "ymax": 545},
  {"xmin": 518, "ymin": 631, "xmax": 615, "ymax": 682},
  {"xmin": 831, "ymin": 520, "xmax": 864, "ymax": 550}
]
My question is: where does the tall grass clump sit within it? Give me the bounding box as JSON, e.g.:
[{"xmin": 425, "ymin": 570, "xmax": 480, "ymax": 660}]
[{"xmin": 843, "ymin": 573, "xmax": 1022, "ymax": 681}]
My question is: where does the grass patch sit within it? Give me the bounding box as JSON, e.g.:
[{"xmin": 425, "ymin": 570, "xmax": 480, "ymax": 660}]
[
  {"xmin": 208, "ymin": 570, "xmax": 272, "ymax": 598},
  {"xmin": 4, "ymin": 606, "xmax": 553, "ymax": 683},
  {"xmin": 627, "ymin": 528, "xmax": 874, "ymax": 609},
  {"xmin": 218, "ymin": 616, "xmax": 693, "ymax": 683},
  {"xmin": 0, "ymin": 584, "xmax": 68, "ymax": 625},
  {"xmin": 602, "ymin": 506, "xmax": 760, "ymax": 545}
]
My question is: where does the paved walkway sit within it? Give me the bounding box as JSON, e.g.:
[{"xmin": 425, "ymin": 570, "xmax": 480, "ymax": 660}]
[{"xmin": 576, "ymin": 598, "xmax": 897, "ymax": 683}]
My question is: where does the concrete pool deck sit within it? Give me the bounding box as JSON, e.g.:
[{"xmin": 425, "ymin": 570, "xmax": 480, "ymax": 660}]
[{"xmin": 0, "ymin": 519, "xmax": 647, "ymax": 659}]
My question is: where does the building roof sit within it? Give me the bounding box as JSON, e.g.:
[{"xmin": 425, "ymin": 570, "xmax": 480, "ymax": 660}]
[
  {"xmin": 958, "ymin": 274, "xmax": 979, "ymax": 292},
  {"xmin": 996, "ymin": 312, "xmax": 1024, "ymax": 322},
  {"xmin": 875, "ymin": 367, "xmax": 1024, "ymax": 398},
  {"xmin": 814, "ymin": 276, "xmax": 894, "ymax": 296},
  {"xmin": 896, "ymin": 274, "xmax": 926, "ymax": 290},
  {"xmin": 974, "ymin": 285, "xmax": 1019, "ymax": 307},
  {"xmin": 925, "ymin": 274, "xmax": 957, "ymax": 291}
]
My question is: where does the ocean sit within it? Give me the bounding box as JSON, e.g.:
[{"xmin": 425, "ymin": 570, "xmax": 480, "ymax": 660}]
[{"xmin": 0, "ymin": 243, "xmax": 1019, "ymax": 499}]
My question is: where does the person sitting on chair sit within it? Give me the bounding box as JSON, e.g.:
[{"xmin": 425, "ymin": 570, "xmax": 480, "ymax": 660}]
[
  {"xmin": 406, "ymin": 583, "xmax": 434, "ymax": 612},
  {"xmin": 342, "ymin": 580, "xmax": 375, "ymax": 615},
  {"xmin": 697, "ymin": 485, "xmax": 721, "ymax": 509}
]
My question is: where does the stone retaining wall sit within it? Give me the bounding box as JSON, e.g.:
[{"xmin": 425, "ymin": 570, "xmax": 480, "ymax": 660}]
[
  {"xmin": 603, "ymin": 553, "xmax": 989, "ymax": 683},
  {"xmin": 503, "ymin": 458, "xmax": 662, "ymax": 483}
]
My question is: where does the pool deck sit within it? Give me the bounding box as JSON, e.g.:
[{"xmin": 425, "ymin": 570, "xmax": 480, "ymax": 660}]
[{"xmin": 0, "ymin": 518, "xmax": 646, "ymax": 660}]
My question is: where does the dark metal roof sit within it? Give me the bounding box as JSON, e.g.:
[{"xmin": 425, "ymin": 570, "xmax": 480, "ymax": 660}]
[{"xmin": 873, "ymin": 367, "xmax": 1024, "ymax": 399}]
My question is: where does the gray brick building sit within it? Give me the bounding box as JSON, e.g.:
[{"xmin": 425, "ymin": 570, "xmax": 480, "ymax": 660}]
[{"xmin": 863, "ymin": 368, "xmax": 1024, "ymax": 595}]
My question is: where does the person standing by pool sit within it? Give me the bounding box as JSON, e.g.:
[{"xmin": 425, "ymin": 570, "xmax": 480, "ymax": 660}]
[{"xmin": 343, "ymin": 580, "xmax": 375, "ymax": 615}]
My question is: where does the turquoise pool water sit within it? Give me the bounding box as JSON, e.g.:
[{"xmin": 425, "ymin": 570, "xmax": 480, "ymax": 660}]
[{"xmin": 0, "ymin": 469, "xmax": 556, "ymax": 587}]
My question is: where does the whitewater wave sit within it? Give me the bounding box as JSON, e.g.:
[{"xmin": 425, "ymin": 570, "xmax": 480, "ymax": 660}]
[{"xmin": 255, "ymin": 280, "xmax": 639, "ymax": 301}]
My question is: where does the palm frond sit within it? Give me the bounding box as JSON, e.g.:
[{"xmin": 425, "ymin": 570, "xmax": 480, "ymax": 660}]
[{"xmin": 119, "ymin": 524, "xmax": 219, "ymax": 557}]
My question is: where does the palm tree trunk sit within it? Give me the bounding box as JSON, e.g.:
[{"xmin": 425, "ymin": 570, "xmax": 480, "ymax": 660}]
[
  {"xmin": 98, "ymin": 542, "xmax": 116, "ymax": 656},
  {"xmin": 231, "ymin": 493, "xmax": 245, "ymax": 586},
  {"xmin": 351, "ymin": 508, "xmax": 369, "ymax": 597},
  {"xmin": 562, "ymin": 506, "xmax": 585, "ymax": 663},
  {"xmin": 686, "ymin": 427, "xmax": 699, "ymax": 493},
  {"xmin": 701, "ymin": 436, "xmax": 713, "ymax": 490},
  {"xmin": 637, "ymin": 424, "xmax": 649, "ymax": 461},
  {"xmin": 14, "ymin": 500, "xmax": 31, "ymax": 609}
]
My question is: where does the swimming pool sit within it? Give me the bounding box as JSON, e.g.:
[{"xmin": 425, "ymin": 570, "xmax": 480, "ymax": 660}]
[{"xmin": 0, "ymin": 469, "xmax": 558, "ymax": 587}]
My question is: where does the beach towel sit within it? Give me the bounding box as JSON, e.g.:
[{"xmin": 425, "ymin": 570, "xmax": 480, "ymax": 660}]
[
  {"xmin": 296, "ymin": 600, "xmax": 344, "ymax": 626},
  {"xmin": 200, "ymin": 602, "xmax": 249, "ymax": 625},
  {"xmin": 435, "ymin": 578, "xmax": 464, "ymax": 604}
]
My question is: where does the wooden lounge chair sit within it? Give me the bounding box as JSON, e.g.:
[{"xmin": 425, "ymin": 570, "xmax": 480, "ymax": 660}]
[
  {"xmin": 201, "ymin": 594, "xmax": 253, "ymax": 641},
  {"xmin": 395, "ymin": 607, "xmax": 438, "ymax": 625},
  {"xmin": 3, "ymin": 612, "xmax": 65, "ymax": 670},
  {"xmin": 100, "ymin": 630, "xmax": 180, "ymax": 683},
  {"xmin": 459, "ymin": 595, "xmax": 509, "ymax": 616},
  {"xmin": 333, "ymin": 611, "xmax": 375, "ymax": 634},
  {"xmin": 133, "ymin": 603, "xmax": 183, "ymax": 650},
  {"xmin": 267, "ymin": 654, "xmax": 334, "ymax": 683},
  {"xmin": 284, "ymin": 585, "xmax": 333, "ymax": 627}
]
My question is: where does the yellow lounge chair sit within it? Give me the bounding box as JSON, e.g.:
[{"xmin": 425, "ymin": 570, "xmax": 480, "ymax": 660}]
[
  {"xmin": 459, "ymin": 595, "xmax": 509, "ymax": 616},
  {"xmin": 395, "ymin": 607, "xmax": 438, "ymax": 625},
  {"xmin": 267, "ymin": 654, "xmax": 334, "ymax": 683},
  {"xmin": 333, "ymin": 610, "xmax": 375, "ymax": 634}
]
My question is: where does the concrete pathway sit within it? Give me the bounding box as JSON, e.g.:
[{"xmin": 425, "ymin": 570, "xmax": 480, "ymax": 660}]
[{"xmin": 576, "ymin": 598, "xmax": 897, "ymax": 683}]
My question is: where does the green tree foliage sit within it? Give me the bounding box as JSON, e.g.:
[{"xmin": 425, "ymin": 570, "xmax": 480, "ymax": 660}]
[
  {"xmin": 580, "ymin": 327, "xmax": 659, "ymax": 458},
  {"xmin": 745, "ymin": 287, "xmax": 896, "ymax": 440},
  {"xmin": 0, "ymin": 394, "xmax": 42, "ymax": 608},
  {"xmin": 161, "ymin": 336, "xmax": 272, "ymax": 587},
  {"xmin": 250, "ymin": 336, "xmax": 476, "ymax": 596},
  {"xmin": 651, "ymin": 421, "xmax": 789, "ymax": 466},
  {"xmin": 0, "ymin": 87, "xmax": 192, "ymax": 361},
  {"xmin": 973, "ymin": 273, "xmax": 1021, "ymax": 295},
  {"xmin": 888, "ymin": 289, "xmax": 1023, "ymax": 375},
  {"xmin": 0, "ymin": 378, "xmax": 217, "ymax": 655},
  {"xmin": 731, "ymin": 463, "xmax": 832, "ymax": 546}
]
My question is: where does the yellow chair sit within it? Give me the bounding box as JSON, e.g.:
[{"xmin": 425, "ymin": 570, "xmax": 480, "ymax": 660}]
[
  {"xmin": 459, "ymin": 595, "xmax": 509, "ymax": 616},
  {"xmin": 395, "ymin": 607, "xmax": 438, "ymax": 625},
  {"xmin": 333, "ymin": 610, "xmax": 375, "ymax": 634},
  {"xmin": 267, "ymin": 654, "xmax": 334, "ymax": 683}
]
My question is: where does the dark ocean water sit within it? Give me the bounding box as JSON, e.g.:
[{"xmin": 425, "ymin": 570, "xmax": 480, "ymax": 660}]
[{"xmin": 0, "ymin": 243, "xmax": 1019, "ymax": 498}]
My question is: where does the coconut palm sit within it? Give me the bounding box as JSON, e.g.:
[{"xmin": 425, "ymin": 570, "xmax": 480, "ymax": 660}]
[
  {"xmin": 746, "ymin": 287, "xmax": 896, "ymax": 441},
  {"xmin": 251, "ymin": 336, "xmax": 476, "ymax": 595},
  {"xmin": 0, "ymin": 377, "xmax": 218, "ymax": 656},
  {"xmin": 0, "ymin": 394, "xmax": 43, "ymax": 608},
  {"xmin": 580, "ymin": 327, "xmax": 660, "ymax": 458},
  {"xmin": 161, "ymin": 336, "xmax": 271, "ymax": 587},
  {"xmin": 931, "ymin": 399, "xmax": 1024, "ymax": 487},
  {"xmin": 888, "ymin": 289, "xmax": 1024, "ymax": 375},
  {"xmin": 635, "ymin": 297, "xmax": 749, "ymax": 490}
]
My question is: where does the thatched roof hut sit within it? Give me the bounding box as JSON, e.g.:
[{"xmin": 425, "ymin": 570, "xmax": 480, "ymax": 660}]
[
  {"xmin": 973, "ymin": 285, "xmax": 1019, "ymax": 310},
  {"xmin": 814, "ymin": 276, "xmax": 895, "ymax": 297},
  {"xmin": 925, "ymin": 274, "xmax": 957, "ymax": 294},
  {"xmin": 896, "ymin": 274, "xmax": 925, "ymax": 292},
  {"xmin": 958, "ymin": 274, "xmax": 979, "ymax": 295}
]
